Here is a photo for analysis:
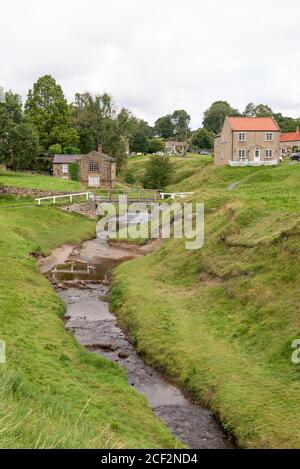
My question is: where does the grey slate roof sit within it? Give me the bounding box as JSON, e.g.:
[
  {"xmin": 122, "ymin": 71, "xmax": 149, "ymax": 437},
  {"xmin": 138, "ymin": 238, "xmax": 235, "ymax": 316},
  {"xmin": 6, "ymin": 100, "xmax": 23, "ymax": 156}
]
[
  {"xmin": 53, "ymin": 154, "xmax": 82, "ymax": 164},
  {"xmin": 53, "ymin": 151, "xmax": 115, "ymax": 164}
]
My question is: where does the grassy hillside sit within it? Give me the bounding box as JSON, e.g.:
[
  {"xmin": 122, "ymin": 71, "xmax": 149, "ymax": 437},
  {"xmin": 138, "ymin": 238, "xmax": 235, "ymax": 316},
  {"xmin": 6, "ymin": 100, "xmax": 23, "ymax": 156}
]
[
  {"xmin": 0, "ymin": 171, "xmax": 82, "ymax": 191},
  {"xmin": 0, "ymin": 204, "xmax": 178, "ymax": 448},
  {"xmin": 118, "ymin": 154, "xmax": 211, "ymax": 187},
  {"xmin": 111, "ymin": 160, "xmax": 300, "ymax": 448}
]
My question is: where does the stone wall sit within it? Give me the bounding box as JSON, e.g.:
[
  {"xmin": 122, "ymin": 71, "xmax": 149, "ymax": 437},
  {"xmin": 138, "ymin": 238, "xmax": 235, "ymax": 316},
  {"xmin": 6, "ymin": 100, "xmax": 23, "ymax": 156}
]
[{"xmin": 0, "ymin": 185, "xmax": 82, "ymax": 198}]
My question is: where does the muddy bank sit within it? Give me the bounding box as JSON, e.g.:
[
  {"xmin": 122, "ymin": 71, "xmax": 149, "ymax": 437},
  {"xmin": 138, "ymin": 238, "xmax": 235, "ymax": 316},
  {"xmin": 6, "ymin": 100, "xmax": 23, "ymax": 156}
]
[{"xmin": 43, "ymin": 239, "xmax": 231, "ymax": 449}]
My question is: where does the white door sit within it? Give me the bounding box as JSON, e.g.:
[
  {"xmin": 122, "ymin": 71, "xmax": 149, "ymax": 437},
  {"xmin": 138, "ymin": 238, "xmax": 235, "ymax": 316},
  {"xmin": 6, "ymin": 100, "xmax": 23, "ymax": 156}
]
[
  {"xmin": 88, "ymin": 176, "xmax": 100, "ymax": 186},
  {"xmin": 254, "ymin": 149, "xmax": 261, "ymax": 162}
]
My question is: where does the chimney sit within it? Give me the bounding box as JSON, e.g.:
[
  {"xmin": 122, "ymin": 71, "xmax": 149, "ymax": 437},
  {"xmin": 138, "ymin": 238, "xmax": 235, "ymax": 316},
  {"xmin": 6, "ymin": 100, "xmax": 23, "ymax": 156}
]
[{"xmin": 97, "ymin": 144, "xmax": 103, "ymax": 153}]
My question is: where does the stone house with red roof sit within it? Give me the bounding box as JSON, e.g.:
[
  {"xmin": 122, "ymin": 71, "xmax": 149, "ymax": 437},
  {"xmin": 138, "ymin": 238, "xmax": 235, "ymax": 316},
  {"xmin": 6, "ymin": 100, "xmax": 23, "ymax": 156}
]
[
  {"xmin": 214, "ymin": 117, "xmax": 280, "ymax": 166},
  {"xmin": 280, "ymin": 128, "xmax": 300, "ymax": 155},
  {"xmin": 53, "ymin": 145, "xmax": 116, "ymax": 188}
]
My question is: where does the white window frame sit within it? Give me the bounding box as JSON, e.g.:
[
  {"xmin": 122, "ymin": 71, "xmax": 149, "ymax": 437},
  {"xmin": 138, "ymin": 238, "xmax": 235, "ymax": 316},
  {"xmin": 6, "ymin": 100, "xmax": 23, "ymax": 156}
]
[
  {"xmin": 265, "ymin": 149, "xmax": 273, "ymax": 158},
  {"xmin": 238, "ymin": 149, "xmax": 247, "ymax": 159},
  {"xmin": 62, "ymin": 164, "xmax": 68, "ymax": 174},
  {"xmin": 238, "ymin": 132, "xmax": 246, "ymax": 142},
  {"xmin": 265, "ymin": 132, "xmax": 273, "ymax": 141},
  {"xmin": 88, "ymin": 161, "xmax": 99, "ymax": 172}
]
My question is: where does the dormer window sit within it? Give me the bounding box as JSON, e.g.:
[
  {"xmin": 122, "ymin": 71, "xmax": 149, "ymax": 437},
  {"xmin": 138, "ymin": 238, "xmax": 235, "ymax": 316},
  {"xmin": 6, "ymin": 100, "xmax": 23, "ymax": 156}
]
[
  {"xmin": 266, "ymin": 132, "xmax": 273, "ymax": 141},
  {"xmin": 89, "ymin": 161, "xmax": 99, "ymax": 172},
  {"xmin": 238, "ymin": 132, "xmax": 246, "ymax": 141}
]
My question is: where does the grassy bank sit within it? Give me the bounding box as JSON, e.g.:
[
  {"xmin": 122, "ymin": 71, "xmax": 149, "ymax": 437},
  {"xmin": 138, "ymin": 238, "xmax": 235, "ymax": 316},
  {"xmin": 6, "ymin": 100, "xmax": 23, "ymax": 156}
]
[
  {"xmin": 111, "ymin": 160, "xmax": 300, "ymax": 448},
  {"xmin": 0, "ymin": 204, "xmax": 178, "ymax": 448},
  {"xmin": 0, "ymin": 171, "xmax": 82, "ymax": 191},
  {"xmin": 118, "ymin": 154, "xmax": 211, "ymax": 187}
]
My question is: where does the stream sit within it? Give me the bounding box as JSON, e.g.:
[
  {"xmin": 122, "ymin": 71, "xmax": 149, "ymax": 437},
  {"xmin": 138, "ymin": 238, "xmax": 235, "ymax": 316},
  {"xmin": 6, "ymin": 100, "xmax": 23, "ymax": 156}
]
[{"xmin": 40, "ymin": 236, "xmax": 231, "ymax": 449}]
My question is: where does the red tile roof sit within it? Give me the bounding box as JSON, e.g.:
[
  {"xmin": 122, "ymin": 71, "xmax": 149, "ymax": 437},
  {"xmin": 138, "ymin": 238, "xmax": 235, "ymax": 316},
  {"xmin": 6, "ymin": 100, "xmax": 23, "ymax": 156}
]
[
  {"xmin": 280, "ymin": 130, "xmax": 300, "ymax": 142},
  {"xmin": 227, "ymin": 117, "xmax": 279, "ymax": 132}
]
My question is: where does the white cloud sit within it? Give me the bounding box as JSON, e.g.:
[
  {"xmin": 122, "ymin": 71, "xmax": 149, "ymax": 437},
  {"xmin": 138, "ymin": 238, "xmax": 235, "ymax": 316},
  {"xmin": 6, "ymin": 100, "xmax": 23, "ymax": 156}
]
[{"xmin": 0, "ymin": 0, "xmax": 299, "ymax": 128}]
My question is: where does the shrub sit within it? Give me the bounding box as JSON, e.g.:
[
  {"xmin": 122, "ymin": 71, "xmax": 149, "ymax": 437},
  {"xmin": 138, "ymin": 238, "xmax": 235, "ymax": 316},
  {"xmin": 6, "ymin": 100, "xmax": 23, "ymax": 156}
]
[
  {"xmin": 124, "ymin": 170, "xmax": 136, "ymax": 185},
  {"xmin": 142, "ymin": 155, "xmax": 173, "ymax": 189},
  {"xmin": 69, "ymin": 163, "xmax": 79, "ymax": 181}
]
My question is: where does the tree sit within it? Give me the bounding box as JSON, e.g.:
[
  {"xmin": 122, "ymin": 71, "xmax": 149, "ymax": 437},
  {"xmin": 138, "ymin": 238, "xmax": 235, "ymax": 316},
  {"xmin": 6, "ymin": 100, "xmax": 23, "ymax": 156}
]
[
  {"xmin": 142, "ymin": 155, "xmax": 173, "ymax": 189},
  {"xmin": 71, "ymin": 92, "xmax": 127, "ymax": 171},
  {"xmin": 273, "ymin": 113, "xmax": 300, "ymax": 133},
  {"xmin": 148, "ymin": 138, "xmax": 165, "ymax": 154},
  {"xmin": 243, "ymin": 103, "xmax": 256, "ymax": 117},
  {"xmin": 203, "ymin": 101, "xmax": 240, "ymax": 134},
  {"xmin": 243, "ymin": 103, "xmax": 273, "ymax": 117},
  {"xmin": 171, "ymin": 110, "xmax": 191, "ymax": 140},
  {"xmin": 0, "ymin": 91, "xmax": 39, "ymax": 170},
  {"xmin": 25, "ymin": 75, "xmax": 79, "ymax": 152},
  {"xmin": 130, "ymin": 130, "xmax": 150, "ymax": 153},
  {"xmin": 154, "ymin": 115, "xmax": 174, "ymax": 139},
  {"xmin": 191, "ymin": 128, "xmax": 213, "ymax": 150}
]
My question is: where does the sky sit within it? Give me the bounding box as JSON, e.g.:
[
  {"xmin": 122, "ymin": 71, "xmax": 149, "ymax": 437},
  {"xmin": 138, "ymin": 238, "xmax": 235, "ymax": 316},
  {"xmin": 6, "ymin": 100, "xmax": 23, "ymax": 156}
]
[{"xmin": 0, "ymin": 0, "xmax": 300, "ymax": 128}]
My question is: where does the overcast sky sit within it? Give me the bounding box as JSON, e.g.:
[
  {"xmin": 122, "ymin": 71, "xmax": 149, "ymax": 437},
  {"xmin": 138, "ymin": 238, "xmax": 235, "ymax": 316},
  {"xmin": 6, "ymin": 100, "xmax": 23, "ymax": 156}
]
[{"xmin": 0, "ymin": 0, "xmax": 299, "ymax": 128}]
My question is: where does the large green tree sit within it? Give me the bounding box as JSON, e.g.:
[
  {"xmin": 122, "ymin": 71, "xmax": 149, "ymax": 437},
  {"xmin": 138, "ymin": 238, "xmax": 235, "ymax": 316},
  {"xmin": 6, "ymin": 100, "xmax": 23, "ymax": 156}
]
[
  {"xmin": 154, "ymin": 115, "xmax": 174, "ymax": 139},
  {"xmin": 71, "ymin": 92, "xmax": 127, "ymax": 171},
  {"xmin": 25, "ymin": 75, "xmax": 79, "ymax": 152},
  {"xmin": 171, "ymin": 110, "xmax": 191, "ymax": 140},
  {"xmin": 191, "ymin": 128, "xmax": 213, "ymax": 150},
  {"xmin": 203, "ymin": 101, "xmax": 240, "ymax": 134},
  {"xmin": 243, "ymin": 102, "xmax": 273, "ymax": 117},
  {"xmin": 0, "ymin": 92, "xmax": 39, "ymax": 170}
]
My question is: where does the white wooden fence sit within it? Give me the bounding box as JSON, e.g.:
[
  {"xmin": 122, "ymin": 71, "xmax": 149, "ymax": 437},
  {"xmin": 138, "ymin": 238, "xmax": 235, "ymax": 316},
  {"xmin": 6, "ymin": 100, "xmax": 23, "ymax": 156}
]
[
  {"xmin": 35, "ymin": 192, "xmax": 91, "ymax": 205},
  {"xmin": 160, "ymin": 192, "xmax": 194, "ymax": 200}
]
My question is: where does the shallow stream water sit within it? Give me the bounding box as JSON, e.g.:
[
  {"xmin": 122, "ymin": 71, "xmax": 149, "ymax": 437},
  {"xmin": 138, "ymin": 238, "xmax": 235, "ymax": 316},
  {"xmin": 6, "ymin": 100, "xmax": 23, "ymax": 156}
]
[{"xmin": 42, "ymin": 235, "xmax": 231, "ymax": 449}]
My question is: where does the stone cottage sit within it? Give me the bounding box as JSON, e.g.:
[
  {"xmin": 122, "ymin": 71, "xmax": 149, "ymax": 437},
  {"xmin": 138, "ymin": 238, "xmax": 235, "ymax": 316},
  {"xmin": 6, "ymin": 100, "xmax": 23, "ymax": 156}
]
[
  {"xmin": 214, "ymin": 117, "xmax": 280, "ymax": 166},
  {"xmin": 165, "ymin": 141, "xmax": 189, "ymax": 155},
  {"xmin": 53, "ymin": 145, "xmax": 116, "ymax": 188}
]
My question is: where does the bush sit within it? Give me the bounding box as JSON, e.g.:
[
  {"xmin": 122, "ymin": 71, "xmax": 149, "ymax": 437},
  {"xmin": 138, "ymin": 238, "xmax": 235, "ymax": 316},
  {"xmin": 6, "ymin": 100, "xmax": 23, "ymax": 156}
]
[
  {"xmin": 142, "ymin": 155, "xmax": 173, "ymax": 189},
  {"xmin": 69, "ymin": 163, "xmax": 79, "ymax": 181},
  {"xmin": 124, "ymin": 170, "xmax": 136, "ymax": 185}
]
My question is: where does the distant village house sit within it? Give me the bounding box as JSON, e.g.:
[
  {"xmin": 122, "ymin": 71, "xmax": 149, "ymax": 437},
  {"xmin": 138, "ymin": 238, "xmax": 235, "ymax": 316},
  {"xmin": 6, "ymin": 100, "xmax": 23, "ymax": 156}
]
[
  {"xmin": 214, "ymin": 117, "xmax": 280, "ymax": 166},
  {"xmin": 53, "ymin": 145, "xmax": 116, "ymax": 188},
  {"xmin": 280, "ymin": 128, "xmax": 300, "ymax": 155},
  {"xmin": 165, "ymin": 141, "xmax": 189, "ymax": 155}
]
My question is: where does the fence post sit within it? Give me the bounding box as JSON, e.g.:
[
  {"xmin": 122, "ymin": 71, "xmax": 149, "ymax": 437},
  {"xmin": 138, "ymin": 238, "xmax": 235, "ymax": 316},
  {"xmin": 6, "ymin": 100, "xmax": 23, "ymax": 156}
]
[
  {"xmin": 70, "ymin": 195, "xmax": 73, "ymax": 203},
  {"xmin": 53, "ymin": 197, "xmax": 56, "ymax": 204},
  {"xmin": 86, "ymin": 192, "xmax": 89, "ymax": 201}
]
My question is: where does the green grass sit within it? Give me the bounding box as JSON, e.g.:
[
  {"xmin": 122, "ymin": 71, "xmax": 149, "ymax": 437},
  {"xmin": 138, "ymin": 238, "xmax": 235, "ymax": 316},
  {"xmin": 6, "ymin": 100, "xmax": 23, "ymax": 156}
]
[
  {"xmin": 118, "ymin": 154, "xmax": 210, "ymax": 187},
  {"xmin": 0, "ymin": 171, "xmax": 82, "ymax": 191},
  {"xmin": 0, "ymin": 204, "xmax": 178, "ymax": 448},
  {"xmin": 111, "ymin": 159, "xmax": 300, "ymax": 448}
]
